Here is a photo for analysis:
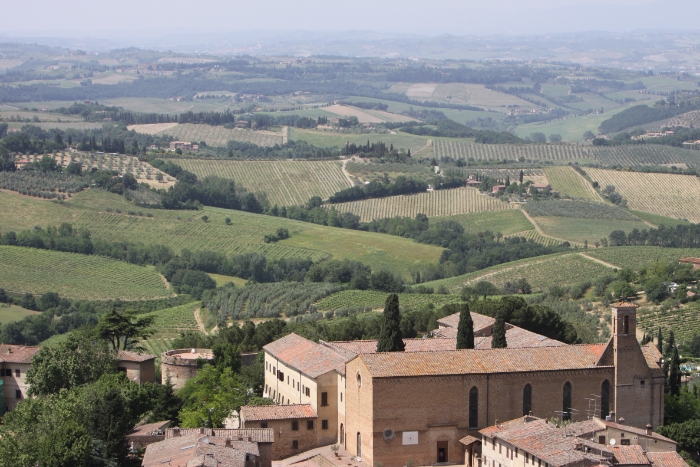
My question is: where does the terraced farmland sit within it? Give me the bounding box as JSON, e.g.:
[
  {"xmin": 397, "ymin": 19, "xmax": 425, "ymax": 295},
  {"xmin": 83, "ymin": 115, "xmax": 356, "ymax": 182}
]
[
  {"xmin": 434, "ymin": 141, "xmax": 700, "ymax": 168},
  {"xmin": 544, "ymin": 166, "xmax": 601, "ymax": 200},
  {"xmin": 177, "ymin": 159, "xmax": 352, "ymax": 206},
  {"xmin": 129, "ymin": 123, "xmax": 284, "ymax": 147},
  {"xmin": 638, "ymin": 304, "xmax": 700, "ymax": 344},
  {"xmin": 583, "ymin": 246, "xmax": 700, "ymax": 270},
  {"xmin": 586, "ymin": 168, "xmax": 700, "ymax": 223},
  {"xmin": 326, "ymin": 187, "xmax": 516, "ymax": 222},
  {"xmin": 422, "ymin": 253, "xmax": 614, "ymax": 293},
  {"xmin": 505, "ymin": 230, "xmax": 567, "ymax": 247},
  {"xmin": 315, "ymin": 290, "xmax": 462, "ymax": 311},
  {"xmin": 0, "ymin": 246, "xmax": 171, "ymax": 300}
]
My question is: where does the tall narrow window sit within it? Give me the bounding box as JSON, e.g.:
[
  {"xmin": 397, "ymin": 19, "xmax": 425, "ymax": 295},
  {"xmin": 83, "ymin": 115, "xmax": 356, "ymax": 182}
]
[
  {"xmin": 523, "ymin": 384, "xmax": 532, "ymax": 416},
  {"xmin": 469, "ymin": 386, "xmax": 479, "ymax": 428},
  {"xmin": 623, "ymin": 316, "xmax": 629, "ymax": 334},
  {"xmin": 601, "ymin": 380, "xmax": 610, "ymax": 419},
  {"xmin": 563, "ymin": 382, "xmax": 572, "ymax": 421}
]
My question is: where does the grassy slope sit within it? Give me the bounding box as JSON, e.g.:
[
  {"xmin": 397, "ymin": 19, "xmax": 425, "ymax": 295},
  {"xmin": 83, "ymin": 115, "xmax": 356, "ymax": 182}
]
[
  {"xmin": 289, "ymin": 128, "xmax": 430, "ymax": 154},
  {"xmin": 583, "ymin": 246, "xmax": 700, "ymax": 270},
  {"xmin": 627, "ymin": 210, "xmax": 692, "ymax": 227},
  {"xmin": 0, "ymin": 305, "xmax": 40, "ymax": 325},
  {"xmin": 0, "ymin": 246, "xmax": 171, "ymax": 300},
  {"xmin": 0, "ymin": 190, "xmax": 442, "ymax": 279},
  {"xmin": 421, "ymin": 252, "xmax": 614, "ymax": 293},
  {"xmin": 314, "ymin": 290, "xmax": 462, "ymax": 311},
  {"xmin": 513, "ymin": 105, "xmax": 631, "ymax": 142},
  {"xmin": 206, "ymin": 273, "xmax": 248, "ymax": 287},
  {"xmin": 543, "ymin": 166, "xmax": 602, "ymax": 201},
  {"xmin": 439, "ymin": 210, "xmax": 534, "ymax": 236},
  {"xmin": 533, "ymin": 217, "xmax": 650, "ymax": 245}
]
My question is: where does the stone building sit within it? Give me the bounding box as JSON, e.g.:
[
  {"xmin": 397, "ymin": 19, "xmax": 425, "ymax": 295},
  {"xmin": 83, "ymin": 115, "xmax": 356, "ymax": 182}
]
[
  {"xmin": 118, "ymin": 350, "xmax": 156, "ymax": 384},
  {"xmin": 161, "ymin": 348, "xmax": 214, "ymax": 389},
  {"xmin": 0, "ymin": 344, "xmax": 41, "ymax": 412},
  {"xmin": 143, "ymin": 431, "xmax": 260, "ymax": 467},
  {"xmin": 163, "ymin": 428, "xmax": 274, "ymax": 467},
  {"xmin": 240, "ymin": 404, "xmax": 318, "ymax": 460}
]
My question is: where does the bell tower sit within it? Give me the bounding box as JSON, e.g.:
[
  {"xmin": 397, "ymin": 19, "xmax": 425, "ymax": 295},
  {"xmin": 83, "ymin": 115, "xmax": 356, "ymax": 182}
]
[{"xmin": 611, "ymin": 302, "xmax": 663, "ymax": 429}]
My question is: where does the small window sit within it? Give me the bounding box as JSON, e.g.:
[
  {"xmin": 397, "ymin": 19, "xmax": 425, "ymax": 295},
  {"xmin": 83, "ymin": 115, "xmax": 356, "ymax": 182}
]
[
  {"xmin": 292, "ymin": 421, "xmax": 299, "ymax": 431},
  {"xmin": 321, "ymin": 392, "xmax": 328, "ymax": 406},
  {"xmin": 306, "ymin": 387, "xmax": 310, "ymax": 397},
  {"xmin": 356, "ymin": 373, "xmax": 362, "ymax": 387},
  {"xmin": 15, "ymin": 369, "xmax": 20, "ymax": 377},
  {"xmin": 278, "ymin": 371, "xmax": 284, "ymax": 382},
  {"xmin": 261, "ymin": 422, "xmax": 268, "ymax": 429},
  {"xmin": 621, "ymin": 439, "xmax": 631, "ymax": 446},
  {"xmin": 287, "ymin": 376, "xmax": 289, "ymax": 384},
  {"xmin": 118, "ymin": 366, "xmax": 127, "ymax": 373},
  {"xmin": 499, "ymin": 444, "xmax": 502, "ymax": 454},
  {"xmin": 322, "ymin": 420, "xmax": 329, "ymax": 430},
  {"xmin": 598, "ymin": 436, "xmax": 606, "ymax": 445},
  {"xmin": 640, "ymin": 380, "xmax": 646, "ymax": 387},
  {"xmin": 307, "ymin": 420, "xmax": 314, "ymax": 430},
  {"xmin": 292, "ymin": 440, "xmax": 299, "ymax": 450},
  {"xmin": 15, "ymin": 389, "xmax": 22, "ymax": 399},
  {"xmin": 265, "ymin": 384, "xmax": 268, "ymax": 393},
  {"xmin": 340, "ymin": 393, "xmax": 343, "ymax": 402}
]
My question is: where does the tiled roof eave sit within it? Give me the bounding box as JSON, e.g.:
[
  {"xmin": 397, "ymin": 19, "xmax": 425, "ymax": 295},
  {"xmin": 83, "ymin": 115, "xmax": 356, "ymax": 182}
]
[{"xmin": 370, "ymin": 365, "xmax": 615, "ymax": 379}]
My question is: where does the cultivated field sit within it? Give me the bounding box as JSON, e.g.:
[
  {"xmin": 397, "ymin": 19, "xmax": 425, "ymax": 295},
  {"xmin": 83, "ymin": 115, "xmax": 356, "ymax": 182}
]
[
  {"xmin": 422, "ymin": 252, "xmax": 614, "ymax": 293},
  {"xmin": 326, "ymin": 187, "xmax": 516, "ymax": 222},
  {"xmin": 440, "ymin": 210, "xmax": 534, "ymax": 236},
  {"xmin": 289, "ymin": 128, "xmax": 430, "ymax": 154},
  {"xmin": 544, "ymin": 166, "xmax": 601, "ymax": 200},
  {"xmin": 0, "ymin": 110, "xmax": 83, "ymax": 122},
  {"xmin": 0, "ymin": 304, "xmax": 39, "ymax": 325},
  {"xmin": 583, "ymin": 246, "xmax": 700, "ymax": 270},
  {"xmin": 387, "ymin": 83, "xmax": 536, "ymax": 110},
  {"xmin": 638, "ymin": 303, "xmax": 700, "ymax": 345},
  {"xmin": 0, "ymin": 190, "xmax": 442, "ymax": 279},
  {"xmin": 324, "ymin": 105, "xmax": 416, "ymax": 123},
  {"xmin": 141, "ymin": 301, "xmax": 201, "ymax": 357},
  {"xmin": 533, "ymin": 217, "xmax": 650, "ymax": 245},
  {"xmin": 433, "ymin": 141, "xmax": 700, "ymax": 167},
  {"xmin": 586, "ymin": 168, "xmax": 700, "ymax": 223},
  {"xmin": 505, "ymin": 229, "xmax": 566, "ymax": 247},
  {"xmin": 0, "ymin": 246, "xmax": 171, "ymax": 300},
  {"xmin": 176, "ymin": 159, "xmax": 352, "ymax": 206},
  {"xmin": 7, "ymin": 122, "xmax": 105, "ymax": 131},
  {"xmin": 129, "ymin": 123, "xmax": 285, "ymax": 147},
  {"xmin": 314, "ymin": 290, "xmax": 462, "ymax": 311}
]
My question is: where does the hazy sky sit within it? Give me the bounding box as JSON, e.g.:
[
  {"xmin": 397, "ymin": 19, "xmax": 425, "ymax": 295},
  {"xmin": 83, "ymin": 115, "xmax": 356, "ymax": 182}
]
[{"xmin": 3, "ymin": 0, "xmax": 699, "ymax": 37}]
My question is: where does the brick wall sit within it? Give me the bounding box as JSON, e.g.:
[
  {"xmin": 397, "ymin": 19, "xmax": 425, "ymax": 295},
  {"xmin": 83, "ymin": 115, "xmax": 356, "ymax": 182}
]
[
  {"xmin": 345, "ymin": 358, "xmax": 374, "ymax": 464},
  {"xmin": 244, "ymin": 419, "xmax": 317, "ymax": 460}
]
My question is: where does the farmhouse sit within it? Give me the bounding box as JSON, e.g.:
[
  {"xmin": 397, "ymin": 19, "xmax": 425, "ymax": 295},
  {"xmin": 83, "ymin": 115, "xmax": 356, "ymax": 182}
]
[
  {"xmin": 169, "ymin": 141, "xmax": 198, "ymax": 151},
  {"xmin": 529, "ymin": 183, "xmax": 552, "ymax": 195},
  {"xmin": 249, "ymin": 304, "xmax": 664, "ymax": 467},
  {"xmin": 679, "ymin": 257, "xmax": 700, "ymax": 270},
  {"xmin": 492, "ymin": 185, "xmax": 507, "ymax": 193},
  {"xmin": 240, "ymin": 405, "xmax": 317, "ymax": 460}
]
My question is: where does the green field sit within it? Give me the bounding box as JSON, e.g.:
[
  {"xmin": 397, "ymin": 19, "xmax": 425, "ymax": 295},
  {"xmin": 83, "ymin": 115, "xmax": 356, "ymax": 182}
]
[
  {"xmin": 0, "ymin": 246, "xmax": 171, "ymax": 300},
  {"xmin": 422, "ymin": 252, "xmax": 615, "ymax": 293},
  {"xmin": 533, "ymin": 216, "xmax": 650, "ymax": 245},
  {"xmin": 583, "ymin": 246, "xmax": 700, "ymax": 270},
  {"xmin": 627, "ymin": 210, "xmax": 692, "ymax": 227},
  {"xmin": 638, "ymin": 303, "xmax": 700, "ymax": 345},
  {"xmin": 543, "ymin": 166, "xmax": 602, "ymax": 200},
  {"xmin": 140, "ymin": 301, "xmax": 201, "ymax": 357},
  {"xmin": 206, "ymin": 273, "xmax": 248, "ymax": 287},
  {"xmin": 0, "ymin": 190, "xmax": 442, "ymax": 279},
  {"xmin": 513, "ymin": 105, "xmax": 631, "ymax": 142},
  {"xmin": 440, "ymin": 210, "xmax": 534, "ymax": 236},
  {"xmin": 314, "ymin": 290, "xmax": 462, "ymax": 311},
  {"xmin": 289, "ymin": 128, "xmax": 430, "ymax": 153},
  {"xmin": 0, "ymin": 304, "xmax": 40, "ymax": 325},
  {"xmin": 130, "ymin": 123, "xmax": 284, "ymax": 147},
  {"xmin": 177, "ymin": 159, "xmax": 352, "ymax": 206}
]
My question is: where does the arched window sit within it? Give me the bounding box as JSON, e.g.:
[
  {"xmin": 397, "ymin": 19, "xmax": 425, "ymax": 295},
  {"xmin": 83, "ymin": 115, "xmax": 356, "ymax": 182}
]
[
  {"xmin": 523, "ymin": 384, "xmax": 532, "ymax": 416},
  {"xmin": 623, "ymin": 316, "xmax": 629, "ymax": 334},
  {"xmin": 340, "ymin": 424, "xmax": 345, "ymax": 446},
  {"xmin": 357, "ymin": 433, "xmax": 362, "ymax": 458},
  {"xmin": 601, "ymin": 380, "xmax": 610, "ymax": 419},
  {"xmin": 563, "ymin": 382, "xmax": 572, "ymax": 421},
  {"xmin": 469, "ymin": 386, "xmax": 479, "ymax": 428}
]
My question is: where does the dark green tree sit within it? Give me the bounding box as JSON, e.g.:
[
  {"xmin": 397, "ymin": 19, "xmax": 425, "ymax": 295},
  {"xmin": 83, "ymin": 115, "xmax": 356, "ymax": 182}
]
[
  {"xmin": 37, "ymin": 420, "xmax": 91, "ymax": 467},
  {"xmin": 492, "ymin": 312, "xmax": 507, "ymax": 348},
  {"xmin": 665, "ymin": 330, "xmax": 676, "ymax": 358},
  {"xmin": 456, "ymin": 303, "xmax": 474, "ymax": 350},
  {"xmin": 657, "ymin": 328, "xmax": 664, "ymax": 353},
  {"xmin": 96, "ymin": 309, "xmax": 154, "ymax": 351},
  {"xmin": 669, "ymin": 345, "xmax": 682, "ymax": 396},
  {"xmin": 377, "ymin": 294, "xmax": 405, "ymax": 352},
  {"xmin": 148, "ymin": 375, "xmax": 182, "ymax": 424}
]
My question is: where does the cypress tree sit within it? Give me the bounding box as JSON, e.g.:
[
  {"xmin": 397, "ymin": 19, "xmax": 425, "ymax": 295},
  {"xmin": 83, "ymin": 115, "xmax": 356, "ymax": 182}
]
[
  {"xmin": 665, "ymin": 330, "xmax": 676, "ymax": 358},
  {"xmin": 456, "ymin": 303, "xmax": 474, "ymax": 350},
  {"xmin": 657, "ymin": 328, "xmax": 663, "ymax": 353},
  {"xmin": 668, "ymin": 345, "xmax": 682, "ymax": 396},
  {"xmin": 377, "ymin": 294, "xmax": 405, "ymax": 352},
  {"xmin": 492, "ymin": 312, "xmax": 507, "ymax": 348}
]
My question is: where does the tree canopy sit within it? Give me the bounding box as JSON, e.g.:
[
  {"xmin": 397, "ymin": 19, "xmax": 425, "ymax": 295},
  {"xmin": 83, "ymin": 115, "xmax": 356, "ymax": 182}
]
[{"xmin": 377, "ymin": 294, "xmax": 405, "ymax": 352}]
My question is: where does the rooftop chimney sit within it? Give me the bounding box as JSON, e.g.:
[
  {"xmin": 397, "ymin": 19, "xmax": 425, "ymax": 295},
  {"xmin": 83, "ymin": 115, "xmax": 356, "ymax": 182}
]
[
  {"xmin": 173, "ymin": 428, "xmax": 181, "ymax": 437},
  {"xmin": 609, "ymin": 411, "xmax": 615, "ymax": 422},
  {"xmin": 618, "ymin": 417, "xmax": 625, "ymax": 425},
  {"xmin": 646, "ymin": 424, "xmax": 653, "ymax": 435}
]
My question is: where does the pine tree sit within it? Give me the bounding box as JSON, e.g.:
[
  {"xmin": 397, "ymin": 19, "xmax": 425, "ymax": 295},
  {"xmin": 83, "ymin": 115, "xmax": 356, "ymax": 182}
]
[
  {"xmin": 492, "ymin": 312, "xmax": 507, "ymax": 348},
  {"xmin": 456, "ymin": 303, "xmax": 474, "ymax": 350},
  {"xmin": 377, "ymin": 294, "xmax": 405, "ymax": 352},
  {"xmin": 657, "ymin": 328, "xmax": 663, "ymax": 353},
  {"xmin": 668, "ymin": 345, "xmax": 682, "ymax": 396},
  {"xmin": 149, "ymin": 375, "xmax": 182, "ymax": 424}
]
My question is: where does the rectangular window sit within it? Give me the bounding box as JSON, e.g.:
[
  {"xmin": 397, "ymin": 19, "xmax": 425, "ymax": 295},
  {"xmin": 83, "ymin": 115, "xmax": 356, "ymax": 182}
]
[
  {"xmin": 15, "ymin": 369, "xmax": 20, "ymax": 377},
  {"xmin": 278, "ymin": 371, "xmax": 284, "ymax": 382},
  {"xmin": 499, "ymin": 444, "xmax": 501, "ymax": 454},
  {"xmin": 640, "ymin": 380, "xmax": 646, "ymax": 387},
  {"xmin": 15, "ymin": 389, "xmax": 22, "ymax": 399},
  {"xmin": 273, "ymin": 366, "xmax": 276, "ymax": 374},
  {"xmin": 322, "ymin": 420, "xmax": 329, "ymax": 430},
  {"xmin": 621, "ymin": 439, "xmax": 631, "ymax": 446},
  {"xmin": 307, "ymin": 420, "xmax": 314, "ymax": 430},
  {"xmin": 292, "ymin": 421, "xmax": 299, "ymax": 431},
  {"xmin": 292, "ymin": 440, "xmax": 299, "ymax": 450},
  {"xmin": 306, "ymin": 387, "xmax": 310, "ymax": 397},
  {"xmin": 598, "ymin": 436, "xmax": 606, "ymax": 445},
  {"xmin": 302, "ymin": 384, "xmax": 305, "ymax": 393},
  {"xmin": 261, "ymin": 422, "xmax": 268, "ymax": 429},
  {"xmin": 321, "ymin": 392, "xmax": 328, "ymax": 406},
  {"xmin": 340, "ymin": 393, "xmax": 343, "ymax": 402}
]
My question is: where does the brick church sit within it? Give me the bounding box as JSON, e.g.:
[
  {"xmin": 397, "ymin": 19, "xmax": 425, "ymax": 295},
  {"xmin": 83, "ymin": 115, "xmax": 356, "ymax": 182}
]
[{"xmin": 248, "ymin": 303, "xmax": 664, "ymax": 467}]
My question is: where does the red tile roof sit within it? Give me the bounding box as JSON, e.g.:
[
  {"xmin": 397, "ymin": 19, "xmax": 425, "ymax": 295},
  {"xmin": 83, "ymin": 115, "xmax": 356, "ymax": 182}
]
[
  {"xmin": 143, "ymin": 433, "xmax": 253, "ymax": 467},
  {"xmin": 598, "ymin": 419, "xmax": 674, "ymax": 443},
  {"xmin": 117, "ymin": 349, "xmax": 156, "ymax": 362},
  {"xmin": 473, "ymin": 326, "xmax": 566, "ymax": 349},
  {"xmin": 264, "ymin": 333, "xmax": 347, "ymax": 377},
  {"xmin": 437, "ymin": 311, "xmax": 495, "ymax": 332},
  {"xmin": 128, "ymin": 420, "xmax": 171, "ymax": 437},
  {"xmin": 0, "ymin": 344, "xmax": 41, "ymax": 364},
  {"xmin": 646, "ymin": 451, "xmax": 688, "ymax": 467},
  {"xmin": 165, "ymin": 428, "xmax": 274, "ymax": 443},
  {"xmin": 356, "ymin": 344, "xmax": 610, "ymax": 378},
  {"xmin": 459, "ymin": 435, "xmax": 481, "ymax": 446},
  {"xmin": 612, "ymin": 445, "xmax": 651, "ymax": 465},
  {"xmin": 240, "ymin": 404, "xmax": 317, "ymax": 422},
  {"xmin": 324, "ymin": 338, "xmax": 457, "ymax": 355},
  {"xmin": 612, "ymin": 302, "xmax": 639, "ymax": 308}
]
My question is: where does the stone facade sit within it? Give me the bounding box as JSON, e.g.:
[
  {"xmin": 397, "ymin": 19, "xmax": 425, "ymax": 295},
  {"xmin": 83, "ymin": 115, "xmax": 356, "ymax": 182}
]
[
  {"xmin": 161, "ymin": 348, "xmax": 214, "ymax": 389},
  {"xmin": 0, "ymin": 344, "xmax": 41, "ymax": 413},
  {"xmin": 240, "ymin": 405, "xmax": 318, "ymax": 460}
]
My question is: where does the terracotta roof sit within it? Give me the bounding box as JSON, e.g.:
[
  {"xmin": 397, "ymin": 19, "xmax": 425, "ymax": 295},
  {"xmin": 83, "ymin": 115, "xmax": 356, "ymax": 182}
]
[
  {"xmin": 612, "ymin": 445, "xmax": 651, "ymax": 465},
  {"xmin": 640, "ymin": 345, "xmax": 665, "ymax": 377},
  {"xmin": 459, "ymin": 435, "xmax": 481, "ymax": 446},
  {"xmin": 436, "ymin": 311, "xmax": 495, "ymax": 333},
  {"xmin": 117, "ymin": 349, "xmax": 156, "ymax": 362},
  {"xmin": 646, "ymin": 451, "xmax": 688, "ymax": 467},
  {"xmin": 264, "ymin": 333, "xmax": 347, "ymax": 377},
  {"xmin": 165, "ymin": 428, "xmax": 274, "ymax": 443},
  {"xmin": 324, "ymin": 338, "xmax": 457, "ymax": 356},
  {"xmin": 597, "ymin": 419, "xmax": 675, "ymax": 443},
  {"xmin": 240, "ymin": 404, "xmax": 317, "ymax": 421},
  {"xmin": 128, "ymin": 421, "xmax": 171, "ymax": 437},
  {"xmin": 473, "ymin": 326, "xmax": 566, "ymax": 349},
  {"xmin": 143, "ymin": 434, "xmax": 249, "ymax": 467},
  {"xmin": 0, "ymin": 344, "xmax": 41, "ymax": 364},
  {"xmin": 679, "ymin": 257, "xmax": 700, "ymax": 263},
  {"xmin": 357, "ymin": 344, "xmax": 610, "ymax": 378},
  {"xmin": 612, "ymin": 302, "xmax": 639, "ymax": 308}
]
